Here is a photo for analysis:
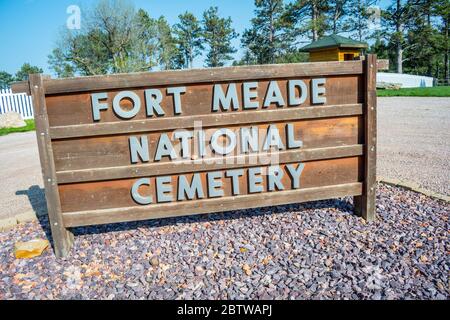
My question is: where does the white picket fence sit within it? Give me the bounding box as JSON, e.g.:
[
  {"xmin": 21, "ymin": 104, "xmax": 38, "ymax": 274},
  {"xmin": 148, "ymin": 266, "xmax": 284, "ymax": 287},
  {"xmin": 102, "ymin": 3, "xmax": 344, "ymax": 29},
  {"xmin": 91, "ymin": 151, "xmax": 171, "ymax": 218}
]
[{"xmin": 0, "ymin": 88, "xmax": 34, "ymax": 120}]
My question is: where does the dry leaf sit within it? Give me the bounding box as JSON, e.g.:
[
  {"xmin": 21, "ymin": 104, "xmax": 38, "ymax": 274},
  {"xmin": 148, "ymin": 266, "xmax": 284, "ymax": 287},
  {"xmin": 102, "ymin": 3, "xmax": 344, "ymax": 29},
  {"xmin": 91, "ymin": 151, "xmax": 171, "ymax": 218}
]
[{"xmin": 14, "ymin": 239, "xmax": 49, "ymax": 259}]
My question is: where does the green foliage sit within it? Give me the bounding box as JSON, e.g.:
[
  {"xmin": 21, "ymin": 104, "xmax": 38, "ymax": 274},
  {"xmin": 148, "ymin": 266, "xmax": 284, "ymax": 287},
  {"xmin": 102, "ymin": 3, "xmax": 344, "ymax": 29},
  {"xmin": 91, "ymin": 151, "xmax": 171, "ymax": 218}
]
[
  {"xmin": 0, "ymin": 63, "xmax": 44, "ymax": 88},
  {"xmin": 43, "ymin": 0, "xmax": 448, "ymax": 83},
  {"xmin": 285, "ymin": 0, "xmax": 329, "ymax": 41},
  {"xmin": 0, "ymin": 120, "xmax": 35, "ymax": 136},
  {"xmin": 155, "ymin": 16, "xmax": 179, "ymax": 70},
  {"xmin": 14, "ymin": 63, "xmax": 43, "ymax": 81},
  {"xmin": 48, "ymin": 0, "xmax": 178, "ymax": 76},
  {"xmin": 202, "ymin": 7, "xmax": 238, "ymax": 67},
  {"xmin": 242, "ymin": 0, "xmax": 293, "ymax": 64},
  {"xmin": 0, "ymin": 71, "xmax": 14, "ymax": 88},
  {"xmin": 173, "ymin": 12, "xmax": 204, "ymax": 68},
  {"xmin": 377, "ymin": 86, "xmax": 450, "ymax": 97}
]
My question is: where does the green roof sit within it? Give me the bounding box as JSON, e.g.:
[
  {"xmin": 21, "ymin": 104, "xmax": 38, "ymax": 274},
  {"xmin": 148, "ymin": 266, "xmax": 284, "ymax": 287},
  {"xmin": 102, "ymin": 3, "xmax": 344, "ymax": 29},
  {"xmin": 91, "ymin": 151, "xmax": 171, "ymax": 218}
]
[{"xmin": 300, "ymin": 34, "xmax": 368, "ymax": 52}]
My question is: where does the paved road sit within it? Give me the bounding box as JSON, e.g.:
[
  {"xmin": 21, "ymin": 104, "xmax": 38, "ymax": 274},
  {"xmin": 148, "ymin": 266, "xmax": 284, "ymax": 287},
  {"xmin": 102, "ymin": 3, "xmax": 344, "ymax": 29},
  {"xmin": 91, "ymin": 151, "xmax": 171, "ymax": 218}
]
[
  {"xmin": 0, "ymin": 97, "xmax": 449, "ymax": 222},
  {"xmin": 377, "ymin": 97, "xmax": 450, "ymax": 196},
  {"xmin": 0, "ymin": 131, "xmax": 45, "ymax": 222}
]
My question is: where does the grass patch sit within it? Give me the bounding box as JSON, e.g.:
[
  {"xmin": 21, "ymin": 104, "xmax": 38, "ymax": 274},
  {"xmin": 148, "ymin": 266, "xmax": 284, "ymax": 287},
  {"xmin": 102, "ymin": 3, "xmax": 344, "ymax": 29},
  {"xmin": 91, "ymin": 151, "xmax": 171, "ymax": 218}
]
[
  {"xmin": 377, "ymin": 86, "xmax": 450, "ymax": 97},
  {"xmin": 0, "ymin": 119, "xmax": 35, "ymax": 136}
]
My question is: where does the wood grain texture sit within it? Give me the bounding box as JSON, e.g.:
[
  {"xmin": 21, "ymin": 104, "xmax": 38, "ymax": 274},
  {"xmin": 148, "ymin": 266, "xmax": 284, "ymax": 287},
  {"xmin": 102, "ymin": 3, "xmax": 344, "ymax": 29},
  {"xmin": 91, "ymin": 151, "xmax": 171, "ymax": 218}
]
[
  {"xmin": 354, "ymin": 54, "xmax": 377, "ymax": 221},
  {"xmin": 52, "ymin": 116, "xmax": 362, "ymax": 172},
  {"xmin": 58, "ymin": 156, "xmax": 361, "ymax": 213},
  {"xmin": 45, "ymin": 76, "xmax": 363, "ymax": 128},
  {"xmin": 29, "ymin": 74, "xmax": 73, "ymax": 258},
  {"xmin": 56, "ymin": 145, "xmax": 363, "ymax": 184},
  {"xmin": 49, "ymin": 103, "xmax": 362, "ymax": 139},
  {"xmin": 43, "ymin": 61, "xmax": 363, "ymax": 95}
]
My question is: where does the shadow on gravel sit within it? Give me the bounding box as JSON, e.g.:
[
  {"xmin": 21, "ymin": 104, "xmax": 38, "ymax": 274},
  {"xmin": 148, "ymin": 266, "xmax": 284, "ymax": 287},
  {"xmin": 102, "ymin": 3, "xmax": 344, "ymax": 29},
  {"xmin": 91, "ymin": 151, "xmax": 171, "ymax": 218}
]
[
  {"xmin": 16, "ymin": 185, "xmax": 54, "ymax": 247},
  {"xmin": 70, "ymin": 197, "xmax": 355, "ymax": 237},
  {"xmin": 16, "ymin": 185, "xmax": 355, "ymax": 247}
]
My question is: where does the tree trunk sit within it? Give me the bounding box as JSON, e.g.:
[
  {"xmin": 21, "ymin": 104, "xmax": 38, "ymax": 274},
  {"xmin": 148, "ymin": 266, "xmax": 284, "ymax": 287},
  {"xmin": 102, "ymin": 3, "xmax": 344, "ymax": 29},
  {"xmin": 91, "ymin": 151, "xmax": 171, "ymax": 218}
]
[
  {"xmin": 269, "ymin": 3, "xmax": 275, "ymax": 63},
  {"xmin": 445, "ymin": 17, "xmax": 449, "ymax": 83},
  {"xmin": 397, "ymin": 44, "xmax": 403, "ymax": 74},
  {"xmin": 395, "ymin": 0, "xmax": 403, "ymax": 74},
  {"xmin": 312, "ymin": 3, "xmax": 318, "ymax": 41}
]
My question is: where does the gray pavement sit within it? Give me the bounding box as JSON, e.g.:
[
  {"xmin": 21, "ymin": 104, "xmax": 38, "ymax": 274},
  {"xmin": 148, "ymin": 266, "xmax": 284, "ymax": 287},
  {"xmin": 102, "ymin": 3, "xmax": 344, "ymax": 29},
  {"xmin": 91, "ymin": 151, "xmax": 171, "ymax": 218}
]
[
  {"xmin": 377, "ymin": 97, "xmax": 450, "ymax": 196},
  {"xmin": 0, "ymin": 97, "xmax": 449, "ymax": 223},
  {"xmin": 0, "ymin": 131, "xmax": 45, "ymax": 222}
]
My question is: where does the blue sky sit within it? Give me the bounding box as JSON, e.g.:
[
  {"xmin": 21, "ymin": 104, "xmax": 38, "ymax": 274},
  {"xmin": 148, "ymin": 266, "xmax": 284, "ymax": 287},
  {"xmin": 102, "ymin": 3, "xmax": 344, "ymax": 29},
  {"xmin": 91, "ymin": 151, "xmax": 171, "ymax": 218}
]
[{"xmin": 0, "ymin": 0, "xmax": 392, "ymax": 76}]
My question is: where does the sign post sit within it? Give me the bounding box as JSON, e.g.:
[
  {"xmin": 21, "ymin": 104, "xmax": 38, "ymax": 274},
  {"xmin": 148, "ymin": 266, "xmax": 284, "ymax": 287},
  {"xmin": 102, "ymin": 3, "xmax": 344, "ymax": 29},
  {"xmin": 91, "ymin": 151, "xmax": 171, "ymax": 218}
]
[{"xmin": 13, "ymin": 55, "xmax": 377, "ymax": 257}]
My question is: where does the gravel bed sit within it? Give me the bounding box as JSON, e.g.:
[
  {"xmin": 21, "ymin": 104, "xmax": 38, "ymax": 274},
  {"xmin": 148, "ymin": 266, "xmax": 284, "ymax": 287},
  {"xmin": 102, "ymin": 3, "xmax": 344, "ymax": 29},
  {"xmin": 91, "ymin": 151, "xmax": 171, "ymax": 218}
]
[{"xmin": 0, "ymin": 183, "xmax": 448, "ymax": 300}]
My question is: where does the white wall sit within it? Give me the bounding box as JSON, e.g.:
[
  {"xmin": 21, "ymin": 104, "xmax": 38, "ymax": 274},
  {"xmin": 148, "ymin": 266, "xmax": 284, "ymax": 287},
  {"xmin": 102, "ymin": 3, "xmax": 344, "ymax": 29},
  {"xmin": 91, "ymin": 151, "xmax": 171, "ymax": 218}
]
[{"xmin": 377, "ymin": 73, "xmax": 434, "ymax": 88}]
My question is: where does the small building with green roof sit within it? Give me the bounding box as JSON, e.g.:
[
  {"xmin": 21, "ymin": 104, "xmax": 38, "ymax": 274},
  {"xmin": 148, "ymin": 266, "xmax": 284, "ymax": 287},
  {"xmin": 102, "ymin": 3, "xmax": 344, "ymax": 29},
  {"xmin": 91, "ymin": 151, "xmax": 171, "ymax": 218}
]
[{"xmin": 300, "ymin": 34, "xmax": 368, "ymax": 62}]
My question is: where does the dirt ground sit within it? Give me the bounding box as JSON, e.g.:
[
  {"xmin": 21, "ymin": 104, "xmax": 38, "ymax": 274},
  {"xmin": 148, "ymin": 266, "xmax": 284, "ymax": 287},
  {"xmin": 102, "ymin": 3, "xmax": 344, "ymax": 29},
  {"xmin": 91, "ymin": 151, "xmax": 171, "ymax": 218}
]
[{"xmin": 0, "ymin": 97, "xmax": 449, "ymax": 223}]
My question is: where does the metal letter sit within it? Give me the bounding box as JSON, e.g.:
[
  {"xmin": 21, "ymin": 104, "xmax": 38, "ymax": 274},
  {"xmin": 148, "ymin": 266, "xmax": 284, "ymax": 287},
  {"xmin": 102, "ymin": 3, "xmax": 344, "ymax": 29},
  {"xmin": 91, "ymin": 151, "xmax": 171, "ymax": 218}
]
[
  {"xmin": 264, "ymin": 81, "xmax": 285, "ymax": 107},
  {"xmin": 248, "ymin": 167, "xmax": 263, "ymax": 193},
  {"xmin": 312, "ymin": 78, "xmax": 327, "ymax": 104},
  {"xmin": 145, "ymin": 89, "xmax": 165, "ymax": 117},
  {"xmin": 178, "ymin": 174, "xmax": 204, "ymax": 200},
  {"xmin": 286, "ymin": 124, "xmax": 303, "ymax": 149},
  {"xmin": 113, "ymin": 91, "xmax": 141, "ymax": 119},
  {"xmin": 288, "ymin": 80, "xmax": 307, "ymax": 106},
  {"xmin": 243, "ymin": 82, "xmax": 259, "ymax": 109},
  {"xmin": 286, "ymin": 163, "xmax": 305, "ymax": 189},
  {"xmin": 167, "ymin": 87, "xmax": 186, "ymax": 115},
  {"xmin": 210, "ymin": 128, "xmax": 237, "ymax": 155},
  {"xmin": 208, "ymin": 171, "xmax": 224, "ymax": 198},
  {"xmin": 240, "ymin": 126, "xmax": 259, "ymax": 153},
  {"xmin": 129, "ymin": 136, "xmax": 150, "ymax": 163},
  {"xmin": 156, "ymin": 176, "xmax": 173, "ymax": 203},
  {"xmin": 91, "ymin": 92, "xmax": 108, "ymax": 121},
  {"xmin": 268, "ymin": 166, "xmax": 285, "ymax": 191},
  {"xmin": 174, "ymin": 130, "xmax": 193, "ymax": 159},
  {"xmin": 263, "ymin": 125, "xmax": 285, "ymax": 151},
  {"xmin": 213, "ymin": 84, "xmax": 239, "ymax": 111},
  {"xmin": 226, "ymin": 169, "xmax": 244, "ymax": 195},
  {"xmin": 155, "ymin": 134, "xmax": 178, "ymax": 161},
  {"xmin": 131, "ymin": 178, "xmax": 152, "ymax": 205}
]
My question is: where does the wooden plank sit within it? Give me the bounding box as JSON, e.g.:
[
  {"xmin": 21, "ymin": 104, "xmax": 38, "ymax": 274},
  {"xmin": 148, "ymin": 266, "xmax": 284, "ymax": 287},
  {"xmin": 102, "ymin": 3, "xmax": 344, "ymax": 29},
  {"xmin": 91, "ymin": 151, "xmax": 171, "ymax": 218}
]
[
  {"xmin": 11, "ymin": 81, "xmax": 30, "ymax": 95},
  {"xmin": 56, "ymin": 145, "xmax": 363, "ymax": 183},
  {"xmin": 29, "ymin": 74, "xmax": 73, "ymax": 258},
  {"xmin": 52, "ymin": 116, "xmax": 361, "ymax": 171},
  {"xmin": 45, "ymin": 75, "xmax": 363, "ymax": 127},
  {"xmin": 43, "ymin": 61, "xmax": 363, "ymax": 95},
  {"xmin": 63, "ymin": 182, "xmax": 363, "ymax": 227},
  {"xmin": 49, "ymin": 104, "xmax": 363, "ymax": 139},
  {"xmin": 58, "ymin": 157, "xmax": 361, "ymax": 213},
  {"xmin": 354, "ymin": 54, "xmax": 377, "ymax": 221}
]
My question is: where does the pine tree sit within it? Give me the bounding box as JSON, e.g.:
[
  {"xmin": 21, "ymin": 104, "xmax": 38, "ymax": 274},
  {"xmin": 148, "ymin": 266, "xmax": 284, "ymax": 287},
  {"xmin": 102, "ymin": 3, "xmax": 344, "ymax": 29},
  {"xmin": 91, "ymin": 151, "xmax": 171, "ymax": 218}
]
[
  {"xmin": 381, "ymin": 0, "xmax": 415, "ymax": 74},
  {"xmin": 286, "ymin": 0, "xmax": 329, "ymax": 41},
  {"xmin": 346, "ymin": 0, "xmax": 379, "ymax": 41},
  {"xmin": 155, "ymin": 17, "xmax": 178, "ymax": 70},
  {"xmin": 201, "ymin": 7, "xmax": 238, "ymax": 67},
  {"xmin": 241, "ymin": 0, "xmax": 293, "ymax": 64},
  {"xmin": 173, "ymin": 12, "xmax": 204, "ymax": 69},
  {"xmin": 433, "ymin": 0, "xmax": 450, "ymax": 83}
]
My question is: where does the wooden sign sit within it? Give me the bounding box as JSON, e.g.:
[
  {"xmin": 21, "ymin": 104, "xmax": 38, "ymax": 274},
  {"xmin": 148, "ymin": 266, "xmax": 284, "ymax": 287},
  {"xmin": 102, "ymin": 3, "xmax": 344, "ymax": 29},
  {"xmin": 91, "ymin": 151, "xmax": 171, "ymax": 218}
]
[{"xmin": 13, "ymin": 55, "xmax": 377, "ymax": 257}]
